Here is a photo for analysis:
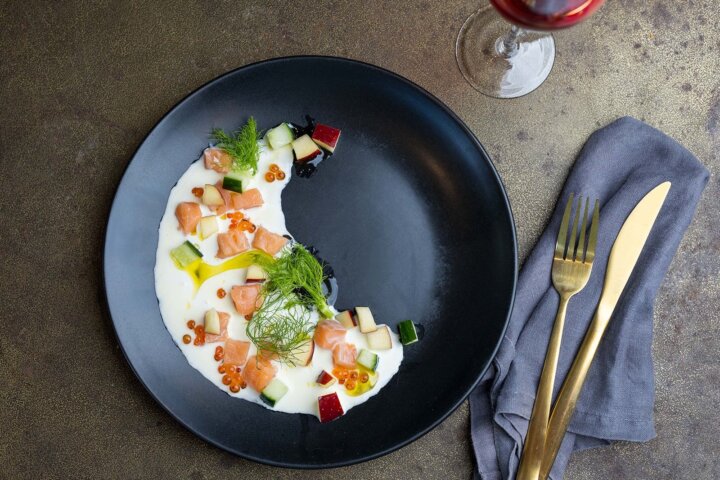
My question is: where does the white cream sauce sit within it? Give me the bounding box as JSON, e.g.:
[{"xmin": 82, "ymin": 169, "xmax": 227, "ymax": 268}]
[{"xmin": 154, "ymin": 141, "xmax": 403, "ymax": 418}]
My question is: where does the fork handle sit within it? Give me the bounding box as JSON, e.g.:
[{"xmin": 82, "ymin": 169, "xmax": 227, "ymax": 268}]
[
  {"xmin": 538, "ymin": 308, "xmax": 611, "ymax": 480},
  {"xmin": 517, "ymin": 293, "xmax": 571, "ymax": 480}
]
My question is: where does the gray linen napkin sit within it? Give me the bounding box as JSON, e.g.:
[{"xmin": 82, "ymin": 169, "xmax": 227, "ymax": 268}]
[{"xmin": 470, "ymin": 117, "xmax": 709, "ymax": 480}]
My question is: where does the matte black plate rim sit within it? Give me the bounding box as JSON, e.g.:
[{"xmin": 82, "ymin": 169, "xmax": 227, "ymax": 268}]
[{"xmin": 102, "ymin": 55, "xmax": 517, "ymax": 469}]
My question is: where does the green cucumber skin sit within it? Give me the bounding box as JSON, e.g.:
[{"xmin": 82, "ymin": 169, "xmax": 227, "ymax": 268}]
[
  {"xmin": 260, "ymin": 393, "xmax": 276, "ymax": 407},
  {"xmin": 357, "ymin": 349, "xmax": 379, "ymax": 372},
  {"xmin": 398, "ymin": 320, "xmax": 419, "ymax": 345},
  {"xmin": 184, "ymin": 241, "xmax": 202, "ymax": 257},
  {"xmin": 222, "ymin": 176, "xmax": 244, "ymax": 193},
  {"xmin": 260, "ymin": 379, "xmax": 288, "ymax": 407}
]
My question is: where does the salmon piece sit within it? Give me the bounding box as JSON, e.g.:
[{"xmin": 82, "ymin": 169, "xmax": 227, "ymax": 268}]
[
  {"xmin": 243, "ymin": 355, "xmax": 277, "ymax": 392},
  {"xmin": 175, "ymin": 202, "xmax": 202, "ymax": 234},
  {"xmin": 223, "ymin": 338, "xmax": 251, "ymax": 365},
  {"xmin": 252, "ymin": 226, "xmax": 289, "ymax": 256},
  {"xmin": 203, "ymin": 147, "xmax": 232, "ymax": 174},
  {"xmin": 332, "ymin": 342, "xmax": 357, "ymax": 368},
  {"xmin": 231, "ymin": 284, "xmax": 262, "ymax": 316},
  {"xmin": 231, "ymin": 188, "xmax": 264, "ymax": 210},
  {"xmin": 205, "ymin": 311, "xmax": 230, "ymax": 343},
  {"xmin": 216, "ymin": 229, "xmax": 249, "ymax": 259},
  {"xmin": 313, "ymin": 319, "xmax": 346, "ymax": 349}
]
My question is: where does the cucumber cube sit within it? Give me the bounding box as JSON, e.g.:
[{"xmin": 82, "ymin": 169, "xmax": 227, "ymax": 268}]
[
  {"xmin": 260, "ymin": 378, "xmax": 289, "ymax": 407},
  {"xmin": 170, "ymin": 241, "xmax": 203, "ymax": 268},
  {"xmin": 357, "ymin": 349, "xmax": 379, "ymax": 372},
  {"xmin": 266, "ymin": 123, "xmax": 295, "ymax": 149},
  {"xmin": 397, "ymin": 320, "xmax": 419, "ymax": 345},
  {"xmin": 222, "ymin": 174, "xmax": 244, "ymax": 193}
]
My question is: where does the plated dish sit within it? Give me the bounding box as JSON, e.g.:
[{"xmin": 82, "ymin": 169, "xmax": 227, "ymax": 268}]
[
  {"xmin": 156, "ymin": 118, "xmax": 420, "ymax": 422},
  {"xmin": 104, "ymin": 56, "xmax": 516, "ymax": 467}
]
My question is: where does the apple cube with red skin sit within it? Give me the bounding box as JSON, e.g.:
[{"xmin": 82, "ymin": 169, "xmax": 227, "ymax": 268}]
[
  {"xmin": 318, "ymin": 392, "xmax": 344, "ymax": 423},
  {"xmin": 291, "ymin": 134, "xmax": 321, "ymax": 163},
  {"xmin": 335, "ymin": 310, "xmax": 356, "ymax": 329},
  {"xmin": 311, "ymin": 124, "xmax": 341, "ymax": 153},
  {"xmin": 316, "ymin": 370, "xmax": 337, "ymax": 388},
  {"xmin": 290, "ymin": 340, "xmax": 314, "ymax": 366}
]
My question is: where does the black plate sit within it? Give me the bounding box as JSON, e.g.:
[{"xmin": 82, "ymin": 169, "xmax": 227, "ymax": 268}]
[{"xmin": 103, "ymin": 56, "xmax": 516, "ymax": 468}]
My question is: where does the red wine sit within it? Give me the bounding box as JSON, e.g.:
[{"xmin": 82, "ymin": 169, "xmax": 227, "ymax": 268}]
[{"xmin": 490, "ymin": 0, "xmax": 604, "ymax": 30}]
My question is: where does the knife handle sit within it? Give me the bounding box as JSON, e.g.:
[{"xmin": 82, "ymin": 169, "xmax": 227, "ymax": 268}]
[{"xmin": 539, "ymin": 305, "xmax": 612, "ymax": 480}]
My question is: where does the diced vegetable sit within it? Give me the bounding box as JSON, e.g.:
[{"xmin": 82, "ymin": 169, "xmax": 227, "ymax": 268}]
[
  {"xmin": 318, "ymin": 392, "xmax": 344, "ymax": 423},
  {"xmin": 397, "ymin": 320, "xmax": 419, "ymax": 345},
  {"xmin": 265, "ymin": 123, "xmax": 295, "ymax": 149},
  {"xmin": 170, "ymin": 241, "xmax": 203, "ymax": 268},
  {"xmin": 246, "ymin": 264, "xmax": 268, "ymax": 283},
  {"xmin": 366, "ymin": 325, "xmax": 392, "ymax": 350},
  {"xmin": 355, "ymin": 307, "xmax": 377, "ymax": 333},
  {"xmin": 316, "ymin": 370, "xmax": 337, "ymax": 388},
  {"xmin": 357, "ymin": 349, "xmax": 379, "ymax": 372},
  {"xmin": 202, "ymin": 184, "xmax": 224, "ymax": 206},
  {"xmin": 198, "ymin": 215, "xmax": 218, "ymax": 240},
  {"xmin": 222, "ymin": 173, "xmax": 244, "ymax": 194},
  {"xmin": 260, "ymin": 378, "xmax": 289, "ymax": 407},
  {"xmin": 335, "ymin": 310, "xmax": 356, "ymax": 329},
  {"xmin": 291, "ymin": 134, "xmax": 321, "ymax": 163},
  {"xmin": 204, "ymin": 308, "xmax": 221, "ymax": 335}
]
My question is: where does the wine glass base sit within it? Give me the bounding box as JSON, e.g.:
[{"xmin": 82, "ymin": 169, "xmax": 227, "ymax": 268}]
[{"xmin": 456, "ymin": 6, "xmax": 555, "ymax": 98}]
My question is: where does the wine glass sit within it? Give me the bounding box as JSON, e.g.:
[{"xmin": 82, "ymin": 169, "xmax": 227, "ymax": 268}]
[{"xmin": 456, "ymin": 0, "xmax": 605, "ymax": 98}]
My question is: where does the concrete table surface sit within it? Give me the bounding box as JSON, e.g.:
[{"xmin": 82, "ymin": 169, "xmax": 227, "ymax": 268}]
[{"xmin": 1, "ymin": 1, "xmax": 718, "ymax": 479}]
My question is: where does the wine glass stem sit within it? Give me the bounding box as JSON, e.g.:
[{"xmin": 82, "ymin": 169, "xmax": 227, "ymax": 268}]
[{"xmin": 496, "ymin": 25, "xmax": 524, "ymax": 58}]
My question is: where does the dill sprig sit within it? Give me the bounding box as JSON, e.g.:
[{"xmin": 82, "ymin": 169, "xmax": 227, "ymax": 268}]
[
  {"xmin": 258, "ymin": 244, "xmax": 334, "ymax": 319},
  {"xmin": 211, "ymin": 117, "xmax": 260, "ymax": 174},
  {"xmin": 247, "ymin": 243, "xmax": 334, "ymax": 364},
  {"xmin": 246, "ymin": 292, "xmax": 315, "ymax": 366}
]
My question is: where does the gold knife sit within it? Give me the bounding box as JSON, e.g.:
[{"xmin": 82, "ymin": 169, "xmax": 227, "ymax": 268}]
[{"xmin": 539, "ymin": 181, "xmax": 671, "ymax": 480}]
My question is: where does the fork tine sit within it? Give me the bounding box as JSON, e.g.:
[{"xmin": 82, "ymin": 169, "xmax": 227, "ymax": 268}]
[
  {"xmin": 575, "ymin": 197, "xmax": 590, "ymax": 262},
  {"xmin": 555, "ymin": 193, "xmax": 575, "ymax": 258},
  {"xmin": 585, "ymin": 200, "xmax": 600, "ymax": 264},
  {"xmin": 567, "ymin": 196, "xmax": 582, "ymax": 260}
]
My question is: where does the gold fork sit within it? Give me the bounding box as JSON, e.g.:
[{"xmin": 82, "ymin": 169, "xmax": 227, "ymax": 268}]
[{"xmin": 516, "ymin": 194, "xmax": 600, "ymax": 480}]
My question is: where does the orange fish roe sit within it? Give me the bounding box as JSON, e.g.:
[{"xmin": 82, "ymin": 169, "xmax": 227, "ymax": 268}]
[
  {"xmin": 264, "ymin": 172, "xmax": 275, "ymax": 182},
  {"xmin": 269, "ymin": 163, "xmax": 280, "ymax": 173},
  {"xmin": 187, "ymin": 320, "xmax": 196, "ymax": 330},
  {"xmin": 217, "ymin": 288, "xmax": 226, "ymax": 299},
  {"xmin": 238, "ymin": 219, "xmax": 256, "ymax": 232},
  {"xmin": 345, "ymin": 380, "xmax": 356, "ymax": 390},
  {"xmin": 193, "ymin": 325, "xmax": 205, "ymax": 346},
  {"xmin": 182, "ymin": 334, "xmax": 191, "ymax": 344},
  {"xmin": 221, "ymin": 363, "xmax": 246, "ymax": 392},
  {"xmin": 214, "ymin": 346, "xmax": 225, "ymax": 362},
  {"xmin": 192, "ymin": 187, "xmax": 204, "ymax": 197},
  {"xmin": 276, "ymin": 171, "xmax": 286, "ymax": 180},
  {"xmin": 360, "ymin": 372, "xmax": 369, "ymax": 383}
]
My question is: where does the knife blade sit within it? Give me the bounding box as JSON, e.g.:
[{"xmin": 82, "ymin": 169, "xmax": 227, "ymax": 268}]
[{"xmin": 539, "ymin": 181, "xmax": 671, "ymax": 479}]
